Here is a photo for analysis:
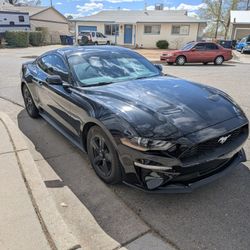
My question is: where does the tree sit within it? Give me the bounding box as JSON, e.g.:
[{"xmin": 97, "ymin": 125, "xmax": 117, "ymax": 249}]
[
  {"xmin": 199, "ymin": 0, "xmax": 246, "ymax": 39},
  {"xmin": 8, "ymin": 0, "xmax": 41, "ymax": 6}
]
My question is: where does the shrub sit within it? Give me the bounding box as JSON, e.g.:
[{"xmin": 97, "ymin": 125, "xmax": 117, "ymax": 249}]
[
  {"xmin": 36, "ymin": 27, "xmax": 49, "ymax": 45},
  {"xmin": 29, "ymin": 31, "xmax": 43, "ymax": 46},
  {"xmin": 156, "ymin": 40, "xmax": 169, "ymax": 49},
  {"xmin": 5, "ymin": 31, "xmax": 29, "ymax": 47}
]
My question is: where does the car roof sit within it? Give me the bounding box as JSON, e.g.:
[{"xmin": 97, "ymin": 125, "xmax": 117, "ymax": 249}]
[{"xmin": 44, "ymin": 46, "xmax": 134, "ymax": 58}]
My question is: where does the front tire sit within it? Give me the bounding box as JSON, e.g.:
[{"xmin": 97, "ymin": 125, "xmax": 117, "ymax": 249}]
[
  {"xmin": 22, "ymin": 84, "xmax": 39, "ymax": 118},
  {"xmin": 214, "ymin": 56, "xmax": 224, "ymax": 65},
  {"xmin": 176, "ymin": 56, "xmax": 186, "ymax": 66},
  {"xmin": 87, "ymin": 126, "xmax": 122, "ymax": 184}
]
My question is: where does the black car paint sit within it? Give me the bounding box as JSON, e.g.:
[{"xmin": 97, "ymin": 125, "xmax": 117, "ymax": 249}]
[{"xmin": 21, "ymin": 46, "xmax": 249, "ymax": 192}]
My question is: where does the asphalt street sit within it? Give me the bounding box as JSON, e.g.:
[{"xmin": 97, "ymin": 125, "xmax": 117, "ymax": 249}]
[{"xmin": 0, "ymin": 47, "xmax": 249, "ymax": 250}]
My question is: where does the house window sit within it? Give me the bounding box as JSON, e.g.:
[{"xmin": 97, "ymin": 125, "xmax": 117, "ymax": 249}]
[
  {"xmin": 171, "ymin": 25, "xmax": 190, "ymax": 35},
  {"xmin": 104, "ymin": 24, "xmax": 119, "ymax": 36},
  {"xmin": 144, "ymin": 25, "xmax": 161, "ymax": 34},
  {"xmin": 9, "ymin": 21, "xmax": 15, "ymax": 26},
  {"xmin": 19, "ymin": 16, "xmax": 25, "ymax": 22}
]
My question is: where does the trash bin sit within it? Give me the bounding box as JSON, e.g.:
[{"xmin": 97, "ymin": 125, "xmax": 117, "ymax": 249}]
[
  {"xmin": 66, "ymin": 36, "xmax": 74, "ymax": 45},
  {"xmin": 60, "ymin": 35, "xmax": 74, "ymax": 45},
  {"xmin": 60, "ymin": 35, "xmax": 67, "ymax": 45}
]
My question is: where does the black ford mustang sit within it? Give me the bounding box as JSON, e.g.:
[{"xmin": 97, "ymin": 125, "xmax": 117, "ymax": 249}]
[{"xmin": 21, "ymin": 46, "xmax": 248, "ymax": 193}]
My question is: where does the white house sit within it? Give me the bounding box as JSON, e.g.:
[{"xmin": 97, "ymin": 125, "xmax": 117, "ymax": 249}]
[
  {"xmin": 72, "ymin": 10, "xmax": 207, "ymax": 49},
  {"xmin": 230, "ymin": 10, "xmax": 250, "ymax": 40},
  {"xmin": 0, "ymin": 0, "xmax": 30, "ymax": 33},
  {"xmin": 0, "ymin": 1, "xmax": 69, "ymax": 43}
]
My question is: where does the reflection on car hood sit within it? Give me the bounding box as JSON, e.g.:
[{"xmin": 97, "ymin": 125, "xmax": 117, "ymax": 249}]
[{"xmin": 81, "ymin": 76, "xmax": 240, "ymax": 139}]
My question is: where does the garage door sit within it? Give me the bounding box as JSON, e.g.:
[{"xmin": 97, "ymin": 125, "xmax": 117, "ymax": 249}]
[{"xmin": 78, "ymin": 26, "xmax": 97, "ymax": 33}]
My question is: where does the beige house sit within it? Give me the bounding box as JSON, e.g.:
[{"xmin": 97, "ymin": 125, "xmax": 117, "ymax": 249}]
[
  {"xmin": 72, "ymin": 10, "xmax": 207, "ymax": 49},
  {"xmin": 230, "ymin": 10, "xmax": 250, "ymax": 40},
  {"xmin": 1, "ymin": 3, "xmax": 69, "ymax": 43}
]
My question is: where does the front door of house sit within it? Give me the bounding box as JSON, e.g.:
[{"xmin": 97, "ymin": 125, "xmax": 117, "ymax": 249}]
[{"xmin": 124, "ymin": 24, "xmax": 133, "ymax": 44}]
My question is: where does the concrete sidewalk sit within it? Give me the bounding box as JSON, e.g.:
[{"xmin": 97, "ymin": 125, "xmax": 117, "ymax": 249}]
[{"xmin": 0, "ymin": 112, "xmax": 81, "ymax": 250}]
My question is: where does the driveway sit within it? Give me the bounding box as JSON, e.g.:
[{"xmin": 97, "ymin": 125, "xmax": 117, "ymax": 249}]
[{"xmin": 0, "ymin": 46, "xmax": 249, "ymax": 250}]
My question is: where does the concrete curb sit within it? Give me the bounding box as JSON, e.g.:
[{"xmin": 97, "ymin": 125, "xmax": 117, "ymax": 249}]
[{"xmin": 0, "ymin": 112, "xmax": 82, "ymax": 250}]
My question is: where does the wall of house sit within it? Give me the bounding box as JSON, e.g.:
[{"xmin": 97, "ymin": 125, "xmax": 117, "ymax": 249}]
[
  {"xmin": 0, "ymin": 12, "xmax": 30, "ymax": 33},
  {"xmin": 74, "ymin": 21, "xmax": 202, "ymax": 48},
  {"xmin": 30, "ymin": 8, "xmax": 69, "ymax": 43},
  {"xmin": 75, "ymin": 21, "xmax": 136, "ymax": 45},
  {"xmin": 136, "ymin": 22, "xmax": 200, "ymax": 49},
  {"xmin": 231, "ymin": 23, "xmax": 250, "ymax": 40}
]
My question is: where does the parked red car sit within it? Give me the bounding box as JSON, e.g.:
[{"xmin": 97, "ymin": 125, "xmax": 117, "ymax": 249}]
[{"xmin": 160, "ymin": 42, "xmax": 233, "ymax": 66}]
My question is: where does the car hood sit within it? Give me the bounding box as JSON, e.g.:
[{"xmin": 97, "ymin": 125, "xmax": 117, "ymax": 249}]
[
  {"xmin": 81, "ymin": 76, "xmax": 240, "ymax": 139},
  {"xmin": 163, "ymin": 50, "xmax": 180, "ymax": 54}
]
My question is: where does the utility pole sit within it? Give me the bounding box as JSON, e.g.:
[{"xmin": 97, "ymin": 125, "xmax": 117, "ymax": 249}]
[
  {"xmin": 50, "ymin": 0, "xmax": 52, "ymax": 7},
  {"xmin": 247, "ymin": 0, "xmax": 250, "ymax": 10},
  {"xmin": 215, "ymin": 0, "xmax": 222, "ymax": 39}
]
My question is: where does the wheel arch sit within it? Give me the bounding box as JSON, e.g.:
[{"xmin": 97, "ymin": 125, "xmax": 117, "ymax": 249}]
[
  {"xmin": 81, "ymin": 119, "xmax": 119, "ymax": 152},
  {"xmin": 176, "ymin": 54, "xmax": 187, "ymax": 63}
]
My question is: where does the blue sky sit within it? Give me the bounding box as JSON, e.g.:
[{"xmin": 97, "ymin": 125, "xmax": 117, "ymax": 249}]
[{"xmin": 41, "ymin": 0, "xmax": 204, "ymax": 18}]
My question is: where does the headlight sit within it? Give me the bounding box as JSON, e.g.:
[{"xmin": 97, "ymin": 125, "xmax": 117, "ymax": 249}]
[{"xmin": 120, "ymin": 137, "xmax": 174, "ymax": 151}]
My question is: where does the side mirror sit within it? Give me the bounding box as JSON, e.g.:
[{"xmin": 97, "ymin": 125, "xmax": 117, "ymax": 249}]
[
  {"xmin": 191, "ymin": 47, "xmax": 196, "ymax": 51},
  {"xmin": 154, "ymin": 64, "xmax": 163, "ymax": 72},
  {"xmin": 46, "ymin": 75, "xmax": 62, "ymax": 85}
]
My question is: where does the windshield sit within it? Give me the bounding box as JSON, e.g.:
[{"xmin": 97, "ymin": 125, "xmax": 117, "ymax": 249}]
[
  {"xmin": 181, "ymin": 42, "xmax": 195, "ymax": 51},
  {"xmin": 68, "ymin": 50, "xmax": 160, "ymax": 86}
]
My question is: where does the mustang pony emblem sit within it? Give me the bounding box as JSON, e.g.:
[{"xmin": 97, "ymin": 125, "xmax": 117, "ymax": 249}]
[{"xmin": 218, "ymin": 135, "xmax": 231, "ymax": 144}]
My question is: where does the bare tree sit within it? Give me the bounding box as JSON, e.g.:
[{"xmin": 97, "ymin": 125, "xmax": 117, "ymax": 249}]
[{"xmin": 199, "ymin": 0, "xmax": 245, "ymax": 39}]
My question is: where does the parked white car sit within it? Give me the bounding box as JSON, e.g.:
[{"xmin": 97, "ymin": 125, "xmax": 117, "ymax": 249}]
[{"xmin": 77, "ymin": 31, "xmax": 110, "ymax": 45}]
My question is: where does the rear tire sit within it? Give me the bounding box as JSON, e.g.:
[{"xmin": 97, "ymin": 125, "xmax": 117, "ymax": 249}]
[
  {"xmin": 106, "ymin": 41, "xmax": 110, "ymax": 45},
  {"xmin": 87, "ymin": 126, "xmax": 122, "ymax": 184},
  {"xmin": 214, "ymin": 56, "xmax": 224, "ymax": 65},
  {"xmin": 176, "ymin": 56, "xmax": 186, "ymax": 66},
  {"xmin": 22, "ymin": 84, "xmax": 39, "ymax": 118}
]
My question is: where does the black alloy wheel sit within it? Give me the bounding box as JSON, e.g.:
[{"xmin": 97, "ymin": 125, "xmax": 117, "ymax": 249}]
[
  {"xmin": 22, "ymin": 84, "xmax": 39, "ymax": 118},
  {"xmin": 87, "ymin": 126, "xmax": 122, "ymax": 184}
]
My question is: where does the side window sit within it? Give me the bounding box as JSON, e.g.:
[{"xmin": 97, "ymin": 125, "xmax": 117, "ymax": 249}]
[
  {"xmin": 96, "ymin": 32, "xmax": 101, "ymax": 38},
  {"xmin": 50, "ymin": 54, "xmax": 69, "ymax": 81},
  {"xmin": 19, "ymin": 16, "xmax": 25, "ymax": 22},
  {"xmin": 206, "ymin": 43, "xmax": 219, "ymax": 50},
  {"xmin": 37, "ymin": 55, "xmax": 51, "ymax": 73},
  {"xmin": 92, "ymin": 32, "xmax": 95, "ymax": 37},
  {"xmin": 38, "ymin": 54, "xmax": 68, "ymax": 81},
  {"xmin": 194, "ymin": 43, "xmax": 206, "ymax": 51}
]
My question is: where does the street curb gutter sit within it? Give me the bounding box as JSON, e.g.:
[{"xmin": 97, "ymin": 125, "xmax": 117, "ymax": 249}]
[{"xmin": 0, "ymin": 112, "xmax": 82, "ymax": 250}]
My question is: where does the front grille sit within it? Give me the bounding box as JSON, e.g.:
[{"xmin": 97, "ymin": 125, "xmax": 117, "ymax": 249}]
[{"xmin": 180, "ymin": 125, "xmax": 248, "ymax": 160}]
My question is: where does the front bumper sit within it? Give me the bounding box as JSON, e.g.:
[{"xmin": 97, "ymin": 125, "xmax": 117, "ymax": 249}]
[
  {"xmin": 117, "ymin": 119, "xmax": 248, "ymax": 193},
  {"xmin": 123, "ymin": 149, "xmax": 246, "ymax": 193},
  {"xmin": 160, "ymin": 55, "xmax": 176, "ymax": 63}
]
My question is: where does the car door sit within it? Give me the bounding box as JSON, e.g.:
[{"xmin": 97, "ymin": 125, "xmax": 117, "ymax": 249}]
[
  {"xmin": 205, "ymin": 43, "xmax": 220, "ymax": 62},
  {"xmin": 237, "ymin": 37, "xmax": 246, "ymax": 50},
  {"xmin": 96, "ymin": 32, "xmax": 105, "ymax": 44},
  {"xmin": 188, "ymin": 43, "xmax": 207, "ymax": 62},
  {"xmin": 35, "ymin": 53, "xmax": 81, "ymax": 141}
]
